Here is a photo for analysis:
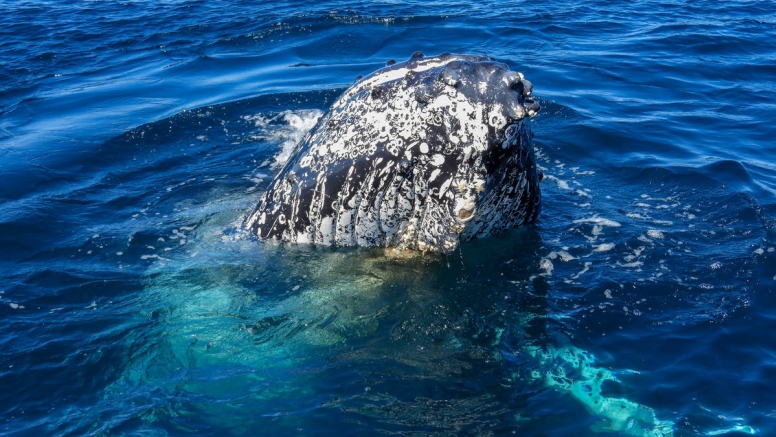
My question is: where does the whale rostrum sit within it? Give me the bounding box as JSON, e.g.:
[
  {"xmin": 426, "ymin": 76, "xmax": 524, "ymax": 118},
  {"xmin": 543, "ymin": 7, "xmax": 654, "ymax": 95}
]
[{"xmin": 247, "ymin": 52, "xmax": 542, "ymax": 254}]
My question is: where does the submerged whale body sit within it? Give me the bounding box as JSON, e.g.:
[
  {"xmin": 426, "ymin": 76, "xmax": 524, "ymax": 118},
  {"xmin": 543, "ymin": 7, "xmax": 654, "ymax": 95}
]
[{"xmin": 247, "ymin": 52, "xmax": 542, "ymax": 254}]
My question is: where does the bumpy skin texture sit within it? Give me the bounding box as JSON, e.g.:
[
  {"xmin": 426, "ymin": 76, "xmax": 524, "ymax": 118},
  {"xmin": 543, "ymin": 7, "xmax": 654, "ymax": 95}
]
[{"xmin": 247, "ymin": 52, "xmax": 542, "ymax": 254}]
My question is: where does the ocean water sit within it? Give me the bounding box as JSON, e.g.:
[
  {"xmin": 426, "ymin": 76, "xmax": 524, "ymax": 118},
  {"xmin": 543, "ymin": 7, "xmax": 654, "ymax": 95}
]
[{"xmin": 1, "ymin": 1, "xmax": 776, "ymax": 436}]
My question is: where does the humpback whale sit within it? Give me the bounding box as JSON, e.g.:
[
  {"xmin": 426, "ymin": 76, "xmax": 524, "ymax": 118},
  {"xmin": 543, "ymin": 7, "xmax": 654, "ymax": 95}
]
[{"xmin": 247, "ymin": 52, "xmax": 542, "ymax": 253}]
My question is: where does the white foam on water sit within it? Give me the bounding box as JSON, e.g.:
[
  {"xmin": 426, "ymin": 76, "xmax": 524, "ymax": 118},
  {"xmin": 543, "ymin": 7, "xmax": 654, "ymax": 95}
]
[
  {"xmin": 548, "ymin": 251, "xmax": 576, "ymax": 262},
  {"xmin": 647, "ymin": 229, "xmax": 664, "ymax": 239},
  {"xmin": 539, "ymin": 258, "xmax": 554, "ymax": 276},
  {"xmin": 243, "ymin": 109, "xmax": 323, "ymax": 169},
  {"xmin": 542, "ymin": 174, "xmax": 570, "ymax": 190},
  {"xmin": 572, "ymin": 217, "xmax": 622, "ymax": 227},
  {"xmin": 593, "ymin": 243, "xmax": 615, "ymax": 252}
]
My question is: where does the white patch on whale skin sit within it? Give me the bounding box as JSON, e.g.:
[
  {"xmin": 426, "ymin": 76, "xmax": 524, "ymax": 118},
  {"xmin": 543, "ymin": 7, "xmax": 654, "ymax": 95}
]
[{"xmin": 333, "ymin": 54, "xmax": 481, "ymax": 108}]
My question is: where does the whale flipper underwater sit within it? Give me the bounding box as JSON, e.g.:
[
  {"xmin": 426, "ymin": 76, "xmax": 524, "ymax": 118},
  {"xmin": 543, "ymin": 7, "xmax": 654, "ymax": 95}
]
[{"xmin": 247, "ymin": 52, "xmax": 542, "ymax": 253}]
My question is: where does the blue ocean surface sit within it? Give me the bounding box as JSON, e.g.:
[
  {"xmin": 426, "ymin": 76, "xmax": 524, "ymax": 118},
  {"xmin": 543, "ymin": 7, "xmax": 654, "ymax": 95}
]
[{"xmin": 1, "ymin": 1, "xmax": 775, "ymax": 436}]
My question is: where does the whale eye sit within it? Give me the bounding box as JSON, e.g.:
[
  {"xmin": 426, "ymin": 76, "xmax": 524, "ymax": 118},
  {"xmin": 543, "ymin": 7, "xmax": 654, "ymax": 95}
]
[
  {"xmin": 386, "ymin": 59, "xmax": 396, "ymax": 66},
  {"xmin": 411, "ymin": 51, "xmax": 424, "ymax": 59}
]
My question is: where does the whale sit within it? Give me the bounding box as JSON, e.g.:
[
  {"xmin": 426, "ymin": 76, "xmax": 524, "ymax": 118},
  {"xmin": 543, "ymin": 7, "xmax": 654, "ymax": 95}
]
[{"xmin": 246, "ymin": 52, "xmax": 542, "ymax": 253}]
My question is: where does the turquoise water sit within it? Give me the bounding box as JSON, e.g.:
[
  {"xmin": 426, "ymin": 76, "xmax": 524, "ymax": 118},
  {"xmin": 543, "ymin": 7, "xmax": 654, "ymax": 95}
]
[{"xmin": 1, "ymin": 1, "xmax": 775, "ymax": 436}]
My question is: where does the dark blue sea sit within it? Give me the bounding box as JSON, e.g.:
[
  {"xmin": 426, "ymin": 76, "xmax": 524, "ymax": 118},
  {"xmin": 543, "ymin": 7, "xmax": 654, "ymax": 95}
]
[{"xmin": 2, "ymin": 1, "xmax": 775, "ymax": 436}]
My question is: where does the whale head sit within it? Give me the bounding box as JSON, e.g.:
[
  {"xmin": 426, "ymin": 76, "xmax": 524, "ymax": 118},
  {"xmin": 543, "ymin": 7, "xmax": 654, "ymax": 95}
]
[{"xmin": 247, "ymin": 52, "xmax": 542, "ymax": 254}]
